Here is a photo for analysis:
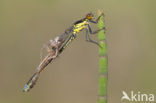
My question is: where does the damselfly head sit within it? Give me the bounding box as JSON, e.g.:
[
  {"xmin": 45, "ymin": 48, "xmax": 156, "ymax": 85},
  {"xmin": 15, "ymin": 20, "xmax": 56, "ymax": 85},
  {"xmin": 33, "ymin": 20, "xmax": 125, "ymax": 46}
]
[{"xmin": 86, "ymin": 13, "xmax": 94, "ymax": 20}]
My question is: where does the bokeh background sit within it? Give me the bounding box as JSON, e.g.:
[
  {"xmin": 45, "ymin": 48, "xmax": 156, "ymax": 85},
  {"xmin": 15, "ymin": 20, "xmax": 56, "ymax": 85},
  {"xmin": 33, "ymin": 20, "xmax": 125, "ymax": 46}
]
[{"xmin": 0, "ymin": 0, "xmax": 156, "ymax": 103}]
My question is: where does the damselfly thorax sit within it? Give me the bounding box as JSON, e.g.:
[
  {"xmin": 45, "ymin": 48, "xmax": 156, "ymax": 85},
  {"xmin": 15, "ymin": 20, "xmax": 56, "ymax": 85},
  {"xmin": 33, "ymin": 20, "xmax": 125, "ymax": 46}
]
[{"xmin": 73, "ymin": 19, "xmax": 89, "ymax": 34}]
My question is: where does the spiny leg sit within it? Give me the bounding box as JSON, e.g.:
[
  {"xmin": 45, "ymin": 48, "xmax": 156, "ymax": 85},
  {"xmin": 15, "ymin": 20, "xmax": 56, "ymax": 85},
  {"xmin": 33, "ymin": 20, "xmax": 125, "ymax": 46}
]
[
  {"xmin": 89, "ymin": 12, "xmax": 104, "ymax": 24},
  {"xmin": 88, "ymin": 24, "xmax": 105, "ymax": 35},
  {"xmin": 85, "ymin": 28, "xmax": 101, "ymax": 48}
]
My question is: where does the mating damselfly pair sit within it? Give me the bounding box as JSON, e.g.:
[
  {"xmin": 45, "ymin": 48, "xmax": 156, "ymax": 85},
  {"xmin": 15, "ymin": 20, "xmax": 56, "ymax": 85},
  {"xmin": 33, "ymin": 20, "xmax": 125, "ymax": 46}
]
[{"xmin": 23, "ymin": 12, "xmax": 105, "ymax": 92}]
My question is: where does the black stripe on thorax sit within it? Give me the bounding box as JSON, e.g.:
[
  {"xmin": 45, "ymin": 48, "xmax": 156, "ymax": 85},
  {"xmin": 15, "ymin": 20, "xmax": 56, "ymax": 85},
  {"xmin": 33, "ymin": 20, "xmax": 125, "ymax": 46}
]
[{"xmin": 73, "ymin": 18, "xmax": 87, "ymax": 25}]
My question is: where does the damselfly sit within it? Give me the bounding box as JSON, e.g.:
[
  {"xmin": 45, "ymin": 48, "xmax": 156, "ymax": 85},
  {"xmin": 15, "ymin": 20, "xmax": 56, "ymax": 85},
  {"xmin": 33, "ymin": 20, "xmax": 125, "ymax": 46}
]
[{"xmin": 23, "ymin": 12, "xmax": 104, "ymax": 92}]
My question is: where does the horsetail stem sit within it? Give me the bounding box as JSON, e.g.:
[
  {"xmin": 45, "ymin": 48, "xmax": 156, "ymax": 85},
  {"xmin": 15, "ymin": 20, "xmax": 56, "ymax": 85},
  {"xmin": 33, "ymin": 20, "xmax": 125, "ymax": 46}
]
[{"xmin": 98, "ymin": 11, "xmax": 108, "ymax": 103}]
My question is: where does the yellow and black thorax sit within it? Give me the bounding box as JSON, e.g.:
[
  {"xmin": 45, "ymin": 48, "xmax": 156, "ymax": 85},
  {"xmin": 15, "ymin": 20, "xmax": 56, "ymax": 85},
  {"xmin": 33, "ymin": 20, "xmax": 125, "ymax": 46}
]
[{"xmin": 73, "ymin": 18, "xmax": 89, "ymax": 35}]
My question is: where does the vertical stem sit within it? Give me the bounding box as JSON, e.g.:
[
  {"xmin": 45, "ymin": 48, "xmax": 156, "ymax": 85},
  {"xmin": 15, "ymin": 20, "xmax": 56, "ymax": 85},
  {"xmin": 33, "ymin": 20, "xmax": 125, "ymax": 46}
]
[{"xmin": 98, "ymin": 11, "xmax": 108, "ymax": 103}]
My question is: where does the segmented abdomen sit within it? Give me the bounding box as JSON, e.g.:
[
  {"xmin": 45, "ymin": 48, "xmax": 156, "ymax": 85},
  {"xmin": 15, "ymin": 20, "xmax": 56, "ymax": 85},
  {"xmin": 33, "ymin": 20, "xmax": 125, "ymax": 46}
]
[{"xmin": 23, "ymin": 73, "xmax": 39, "ymax": 92}]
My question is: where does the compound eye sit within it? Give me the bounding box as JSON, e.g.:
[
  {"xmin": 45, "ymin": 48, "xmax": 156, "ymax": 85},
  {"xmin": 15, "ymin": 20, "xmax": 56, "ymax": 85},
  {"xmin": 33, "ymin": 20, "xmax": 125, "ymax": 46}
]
[{"xmin": 86, "ymin": 13, "xmax": 93, "ymax": 19}]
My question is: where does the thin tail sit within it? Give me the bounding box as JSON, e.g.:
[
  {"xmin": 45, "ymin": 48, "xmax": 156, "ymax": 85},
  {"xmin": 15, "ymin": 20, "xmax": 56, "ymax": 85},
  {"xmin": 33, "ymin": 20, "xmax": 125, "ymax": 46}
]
[{"xmin": 23, "ymin": 73, "xmax": 39, "ymax": 92}]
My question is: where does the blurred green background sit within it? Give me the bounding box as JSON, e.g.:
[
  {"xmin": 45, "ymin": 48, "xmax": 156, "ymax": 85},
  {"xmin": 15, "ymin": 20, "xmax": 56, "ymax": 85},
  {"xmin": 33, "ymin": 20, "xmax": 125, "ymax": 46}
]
[{"xmin": 0, "ymin": 0, "xmax": 156, "ymax": 103}]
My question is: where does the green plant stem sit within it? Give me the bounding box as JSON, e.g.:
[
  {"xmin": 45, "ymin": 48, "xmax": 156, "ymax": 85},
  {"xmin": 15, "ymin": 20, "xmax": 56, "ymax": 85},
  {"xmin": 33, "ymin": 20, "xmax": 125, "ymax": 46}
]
[{"xmin": 98, "ymin": 12, "xmax": 108, "ymax": 103}]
